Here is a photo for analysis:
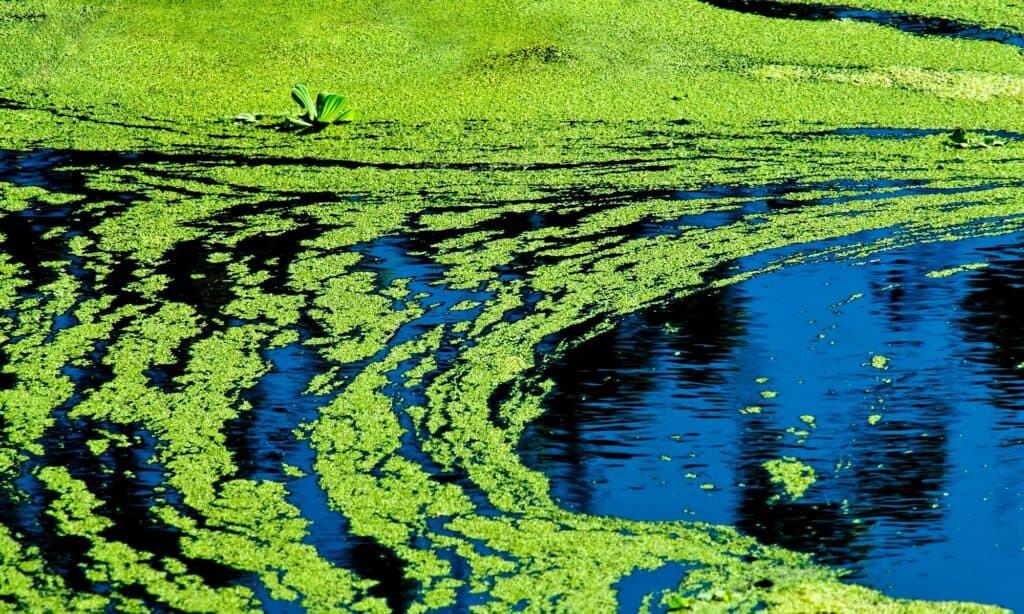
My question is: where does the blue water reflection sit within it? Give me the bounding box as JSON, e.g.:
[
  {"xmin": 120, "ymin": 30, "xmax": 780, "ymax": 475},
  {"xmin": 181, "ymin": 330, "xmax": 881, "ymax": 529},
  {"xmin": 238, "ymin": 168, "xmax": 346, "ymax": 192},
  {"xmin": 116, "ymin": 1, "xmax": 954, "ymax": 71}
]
[{"xmin": 522, "ymin": 232, "xmax": 1024, "ymax": 610}]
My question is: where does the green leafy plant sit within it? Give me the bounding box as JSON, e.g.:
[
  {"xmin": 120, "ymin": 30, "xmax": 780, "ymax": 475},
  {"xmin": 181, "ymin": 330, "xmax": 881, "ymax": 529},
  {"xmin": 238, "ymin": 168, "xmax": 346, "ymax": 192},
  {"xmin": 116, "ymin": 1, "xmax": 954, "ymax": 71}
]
[
  {"xmin": 949, "ymin": 127, "xmax": 1004, "ymax": 149},
  {"xmin": 286, "ymin": 83, "xmax": 356, "ymax": 129}
]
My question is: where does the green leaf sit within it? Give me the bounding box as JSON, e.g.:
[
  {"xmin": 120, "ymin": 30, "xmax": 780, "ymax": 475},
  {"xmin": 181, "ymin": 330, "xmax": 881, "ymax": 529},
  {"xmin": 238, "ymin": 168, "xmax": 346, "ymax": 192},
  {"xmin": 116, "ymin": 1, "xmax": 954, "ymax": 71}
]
[
  {"xmin": 316, "ymin": 92, "xmax": 350, "ymax": 123},
  {"xmin": 291, "ymin": 83, "xmax": 317, "ymax": 122},
  {"xmin": 285, "ymin": 116, "xmax": 313, "ymax": 128}
]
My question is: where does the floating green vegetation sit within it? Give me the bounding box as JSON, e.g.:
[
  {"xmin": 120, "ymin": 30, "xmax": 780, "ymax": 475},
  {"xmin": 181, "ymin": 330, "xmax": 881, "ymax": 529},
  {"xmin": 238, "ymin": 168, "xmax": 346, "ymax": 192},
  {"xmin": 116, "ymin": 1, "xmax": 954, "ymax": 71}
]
[
  {"xmin": 926, "ymin": 261, "xmax": 990, "ymax": 278},
  {"xmin": 1, "ymin": 0, "xmax": 1023, "ymax": 611},
  {"xmin": 871, "ymin": 354, "xmax": 891, "ymax": 369},
  {"xmin": 660, "ymin": 553, "xmax": 1004, "ymax": 614},
  {"xmin": 763, "ymin": 457, "xmax": 818, "ymax": 503}
]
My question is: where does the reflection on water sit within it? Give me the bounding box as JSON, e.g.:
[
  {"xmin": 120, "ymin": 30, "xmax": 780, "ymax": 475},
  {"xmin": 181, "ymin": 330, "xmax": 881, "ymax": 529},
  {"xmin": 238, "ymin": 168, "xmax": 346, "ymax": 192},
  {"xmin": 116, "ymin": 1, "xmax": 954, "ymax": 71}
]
[{"xmin": 521, "ymin": 232, "xmax": 1024, "ymax": 610}]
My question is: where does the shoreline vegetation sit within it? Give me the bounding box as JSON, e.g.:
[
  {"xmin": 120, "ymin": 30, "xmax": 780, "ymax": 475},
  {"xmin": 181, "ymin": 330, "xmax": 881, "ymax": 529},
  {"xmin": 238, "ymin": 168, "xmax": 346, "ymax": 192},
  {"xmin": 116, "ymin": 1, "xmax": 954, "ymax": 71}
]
[{"xmin": 1, "ymin": 1, "xmax": 1021, "ymax": 611}]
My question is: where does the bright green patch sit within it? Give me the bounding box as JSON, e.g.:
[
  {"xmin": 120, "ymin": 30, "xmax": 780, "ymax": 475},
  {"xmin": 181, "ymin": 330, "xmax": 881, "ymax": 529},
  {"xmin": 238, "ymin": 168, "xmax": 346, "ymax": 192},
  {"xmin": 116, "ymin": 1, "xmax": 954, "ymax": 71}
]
[
  {"xmin": 870, "ymin": 354, "xmax": 890, "ymax": 369},
  {"xmin": 926, "ymin": 261, "xmax": 990, "ymax": 278},
  {"xmin": 763, "ymin": 457, "xmax": 818, "ymax": 502}
]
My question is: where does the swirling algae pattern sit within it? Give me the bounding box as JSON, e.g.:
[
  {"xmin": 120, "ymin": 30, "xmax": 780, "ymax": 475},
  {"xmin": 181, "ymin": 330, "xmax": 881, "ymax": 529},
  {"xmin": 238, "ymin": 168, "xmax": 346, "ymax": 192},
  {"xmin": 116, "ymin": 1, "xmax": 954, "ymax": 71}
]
[{"xmin": 3, "ymin": 0, "xmax": 1024, "ymax": 611}]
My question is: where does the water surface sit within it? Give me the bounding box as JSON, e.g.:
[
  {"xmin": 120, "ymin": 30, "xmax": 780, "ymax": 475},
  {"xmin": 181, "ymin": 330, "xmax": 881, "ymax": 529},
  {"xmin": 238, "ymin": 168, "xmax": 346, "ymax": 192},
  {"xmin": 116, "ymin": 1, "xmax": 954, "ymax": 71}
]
[{"xmin": 523, "ymin": 231, "xmax": 1024, "ymax": 609}]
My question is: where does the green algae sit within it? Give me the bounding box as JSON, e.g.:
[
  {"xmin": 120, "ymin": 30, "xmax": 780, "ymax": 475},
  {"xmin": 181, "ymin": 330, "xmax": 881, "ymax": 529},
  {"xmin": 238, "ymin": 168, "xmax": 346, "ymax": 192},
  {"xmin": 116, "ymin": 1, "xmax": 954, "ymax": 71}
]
[
  {"xmin": 2, "ymin": 0, "xmax": 1024, "ymax": 611},
  {"xmin": 926, "ymin": 261, "xmax": 990, "ymax": 278},
  {"xmin": 0, "ymin": 521, "xmax": 105, "ymax": 612},
  {"xmin": 5, "ymin": 121, "xmax": 1023, "ymax": 608},
  {"xmin": 871, "ymin": 354, "xmax": 891, "ymax": 369},
  {"xmin": 662, "ymin": 550, "xmax": 1007, "ymax": 613},
  {"xmin": 762, "ymin": 457, "xmax": 818, "ymax": 503},
  {"xmin": 3, "ymin": 0, "xmax": 1024, "ymax": 128}
]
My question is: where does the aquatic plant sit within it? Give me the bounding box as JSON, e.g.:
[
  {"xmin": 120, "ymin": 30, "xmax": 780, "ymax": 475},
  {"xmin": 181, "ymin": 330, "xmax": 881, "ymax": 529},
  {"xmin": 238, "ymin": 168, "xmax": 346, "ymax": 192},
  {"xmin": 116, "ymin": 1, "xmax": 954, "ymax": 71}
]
[
  {"xmin": 286, "ymin": 83, "xmax": 356, "ymax": 129},
  {"xmin": 949, "ymin": 127, "xmax": 1005, "ymax": 149}
]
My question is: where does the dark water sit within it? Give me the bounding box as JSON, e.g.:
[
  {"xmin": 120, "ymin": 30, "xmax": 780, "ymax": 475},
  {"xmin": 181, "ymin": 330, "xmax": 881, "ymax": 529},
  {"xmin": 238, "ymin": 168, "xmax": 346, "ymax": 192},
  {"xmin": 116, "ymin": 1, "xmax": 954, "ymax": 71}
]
[{"xmin": 521, "ymin": 232, "xmax": 1024, "ymax": 610}]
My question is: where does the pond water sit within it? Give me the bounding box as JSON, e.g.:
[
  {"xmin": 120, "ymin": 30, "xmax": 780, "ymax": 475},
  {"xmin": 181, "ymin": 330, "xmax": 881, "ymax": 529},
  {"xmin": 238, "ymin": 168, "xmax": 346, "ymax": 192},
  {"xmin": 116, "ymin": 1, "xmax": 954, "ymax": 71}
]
[
  {"xmin": 522, "ymin": 230, "xmax": 1024, "ymax": 610},
  {"xmin": 8, "ymin": 0, "xmax": 1024, "ymax": 607},
  {"xmin": 3, "ymin": 126, "xmax": 1024, "ymax": 612}
]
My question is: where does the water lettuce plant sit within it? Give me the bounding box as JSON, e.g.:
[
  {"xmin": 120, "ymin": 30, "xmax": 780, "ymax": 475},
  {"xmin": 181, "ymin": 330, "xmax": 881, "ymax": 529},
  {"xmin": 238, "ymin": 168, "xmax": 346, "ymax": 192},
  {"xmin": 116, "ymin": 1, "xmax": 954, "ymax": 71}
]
[{"xmin": 287, "ymin": 83, "xmax": 356, "ymax": 129}]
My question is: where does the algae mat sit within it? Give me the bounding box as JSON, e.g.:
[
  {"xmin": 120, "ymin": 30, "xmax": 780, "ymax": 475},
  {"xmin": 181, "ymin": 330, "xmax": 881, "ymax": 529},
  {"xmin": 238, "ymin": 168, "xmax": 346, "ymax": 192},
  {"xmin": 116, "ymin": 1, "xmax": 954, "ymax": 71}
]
[{"xmin": 2, "ymin": 0, "xmax": 1024, "ymax": 611}]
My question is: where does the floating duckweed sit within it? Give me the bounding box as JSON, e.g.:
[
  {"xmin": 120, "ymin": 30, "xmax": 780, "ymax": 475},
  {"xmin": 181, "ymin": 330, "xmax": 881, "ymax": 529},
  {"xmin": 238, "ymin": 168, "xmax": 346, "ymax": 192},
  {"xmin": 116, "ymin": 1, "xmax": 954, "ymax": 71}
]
[
  {"xmin": 282, "ymin": 464, "xmax": 306, "ymax": 478},
  {"xmin": 763, "ymin": 457, "xmax": 818, "ymax": 502},
  {"xmin": 870, "ymin": 355, "xmax": 890, "ymax": 369},
  {"xmin": 2, "ymin": 2, "xmax": 1023, "ymax": 609},
  {"xmin": 925, "ymin": 262, "xmax": 990, "ymax": 278},
  {"xmin": 85, "ymin": 439, "xmax": 109, "ymax": 456}
]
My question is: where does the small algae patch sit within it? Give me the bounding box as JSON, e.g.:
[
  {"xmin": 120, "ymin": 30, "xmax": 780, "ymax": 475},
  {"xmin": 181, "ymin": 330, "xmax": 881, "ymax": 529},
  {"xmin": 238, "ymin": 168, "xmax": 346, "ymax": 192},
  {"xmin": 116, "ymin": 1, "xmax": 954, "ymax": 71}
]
[
  {"xmin": 763, "ymin": 457, "xmax": 818, "ymax": 503},
  {"xmin": 926, "ymin": 261, "xmax": 990, "ymax": 278},
  {"xmin": 870, "ymin": 354, "xmax": 890, "ymax": 369}
]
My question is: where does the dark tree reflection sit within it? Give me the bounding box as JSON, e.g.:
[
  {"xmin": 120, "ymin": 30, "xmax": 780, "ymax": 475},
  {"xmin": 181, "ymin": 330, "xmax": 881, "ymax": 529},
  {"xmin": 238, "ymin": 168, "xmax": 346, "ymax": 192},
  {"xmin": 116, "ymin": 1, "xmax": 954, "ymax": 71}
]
[{"xmin": 518, "ymin": 280, "xmax": 744, "ymax": 514}]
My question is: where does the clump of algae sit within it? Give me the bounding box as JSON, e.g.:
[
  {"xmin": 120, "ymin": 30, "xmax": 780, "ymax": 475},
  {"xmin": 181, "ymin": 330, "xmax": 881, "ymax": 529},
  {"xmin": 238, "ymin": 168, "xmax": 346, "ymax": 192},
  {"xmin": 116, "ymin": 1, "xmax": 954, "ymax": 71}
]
[{"xmin": 763, "ymin": 457, "xmax": 817, "ymax": 502}]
